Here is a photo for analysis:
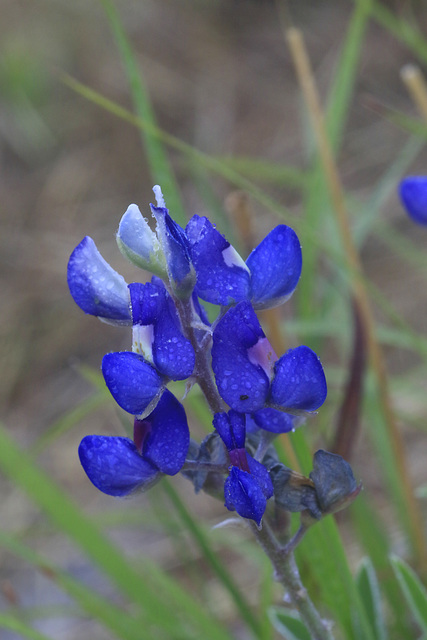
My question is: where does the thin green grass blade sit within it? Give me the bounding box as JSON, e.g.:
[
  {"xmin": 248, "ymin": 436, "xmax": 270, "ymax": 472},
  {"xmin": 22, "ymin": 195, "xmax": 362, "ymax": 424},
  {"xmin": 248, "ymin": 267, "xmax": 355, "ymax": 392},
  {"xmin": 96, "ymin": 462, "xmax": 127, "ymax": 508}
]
[
  {"xmin": 289, "ymin": 434, "xmax": 375, "ymax": 640},
  {"xmin": 0, "ymin": 423, "xmax": 232, "ymax": 640},
  {"xmin": 391, "ymin": 554, "xmax": 427, "ymax": 633},
  {"xmin": 31, "ymin": 391, "xmax": 106, "ymax": 457},
  {"xmin": 356, "ymin": 558, "xmax": 386, "ymax": 640},
  {"xmin": 363, "ymin": 375, "xmax": 419, "ymax": 560},
  {"xmin": 212, "ymin": 157, "xmax": 308, "ymax": 189},
  {"xmin": 368, "ymin": 0, "xmax": 427, "ymax": 65},
  {"xmin": 0, "ymin": 532, "xmax": 155, "ymax": 640},
  {"xmin": 0, "ymin": 612, "xmax": 53, "ymax": 640},
  {"xmin": 351, "ymin": 496, "xmax": 409, "ymax": 638},
  {"xmin": 268, "ymin": 608, "xmax": 311, "ymax": 640},
  {"xmin": 161, "ymin": 478, "xmax": 263, "ymax": 639},
  {"xmin": 297, "ymin": 0, "xmax": 370, "ymax": 318},
  {"xmin": 99, "ymin": 0, "xmax": 187, "ymax": 225}
]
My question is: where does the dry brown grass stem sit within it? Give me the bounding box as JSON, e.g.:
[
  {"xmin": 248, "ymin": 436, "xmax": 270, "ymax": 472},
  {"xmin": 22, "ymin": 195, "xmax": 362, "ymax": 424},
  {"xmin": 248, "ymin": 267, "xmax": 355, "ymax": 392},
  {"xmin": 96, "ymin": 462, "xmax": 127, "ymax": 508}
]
[{"xmin": 285, "ymin": 27, "xmax": 427, "ymax": 569}]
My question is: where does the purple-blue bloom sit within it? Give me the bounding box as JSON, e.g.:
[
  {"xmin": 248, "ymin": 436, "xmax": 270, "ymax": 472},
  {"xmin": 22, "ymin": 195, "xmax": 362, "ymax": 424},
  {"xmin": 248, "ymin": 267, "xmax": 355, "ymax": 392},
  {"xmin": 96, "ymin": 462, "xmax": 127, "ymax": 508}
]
[
  {"xmin": 129, "ymin": 279, "xmax": 195, "ymax": 380},
  {"xmin": 79, "ymin": 389, "xmax": 189, "ymax": 496},
  {"xmin": 102, "ymin": 351, "xmax": 164, "ymax": 416},
  {"xmin": 67, "ymin": 236, "xmax": 131, "ymax": 325},
  {"xmin": 212, "ymin": 301, "xmax": 327, "ymax": 415},
  {"xmin": 185, "ymin": 215, "xmax": 302, "ymax": 309},
  {"xmin": 399, "ymin": 176, "xmax": 427, "ymax": 226},
  {"xmin": 214, "ymin": 410, "xmax": 273, "ymax": 524}
]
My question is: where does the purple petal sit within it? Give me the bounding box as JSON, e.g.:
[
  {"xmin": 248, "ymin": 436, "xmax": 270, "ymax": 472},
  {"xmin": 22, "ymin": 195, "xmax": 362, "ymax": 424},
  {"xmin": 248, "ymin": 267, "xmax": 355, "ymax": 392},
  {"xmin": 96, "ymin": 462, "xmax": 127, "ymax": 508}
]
[
  {"xmin": 252, "ymin": 408, "xmax": 297, "ymax": 434},
  {"xmin": 102, "ymin": 351, "xmax": 163, "ymax": 415},
  {"xmin": 247, "ymin": 225, "xmax": 302, "ymax": 309},
  {"xmin": 399, "ymin": 176, "xmax": 427, "ymax": 226},
  {"xmin": 78, "ymin": 435, "xmax": 160, "ymax": 496},
  {"xmin": 213, "ymin": 410, "xmax": 246, "ymax": 450},
  {"xmin": 212, "ymin": 302, "xmax": 270, "ymax": 413},
  {"xmin": 186, "ymin": 215, "xmax": 251, "ymax": 305},
  {"xmin": 151, "ymin": 205, "xmax": 195, "ymax": 296},
  {"xmin": 142, "ymin": 389, "xmax": 190, "ymax": 475},
  {"xmin": 129, "ymin": 281, "xmax": 195, "ymax": 380},
  {"xmin": 224, "ymin": 467, "xmax": 267, "ymax": 526},
  {"xmin": 270, "ymin": 346, "xmax": 327, "ymax": 411},
  {"xmin": 116, "ymin": 204, "xmax": 167, "ymax": 276},
  {"xmin": 247, "ymin": 455, "xmax": 273, "ymax": 499},
  {"xmin": 67, "ymin": 237, "xmax": 131, "ymax": 325}
]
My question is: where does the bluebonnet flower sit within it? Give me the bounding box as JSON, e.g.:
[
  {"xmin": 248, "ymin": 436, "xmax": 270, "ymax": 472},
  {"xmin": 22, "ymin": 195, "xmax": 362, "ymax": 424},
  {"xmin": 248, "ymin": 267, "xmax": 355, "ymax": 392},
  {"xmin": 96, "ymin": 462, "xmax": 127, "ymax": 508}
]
[
  {"xmin": 212, "ymin": 300, "xmax": 327, "ymax": 415},
  {"xmin": 214, "ymin": 410, "xmax": 273, "ymax": 526},
  {"xmin": 79, "ymin": 389, "xmax": 189, "ymax": 496},
  {"xmin": 67, "ymin": 185, "xmax": 349, "ymax": 531},
  {"xmin": 399, "ymin": 176, "xmax": 427, "ymax": 226},
  {"xmin": 185, "ymin": 215, "xmax": 302, "ymax": 309}
]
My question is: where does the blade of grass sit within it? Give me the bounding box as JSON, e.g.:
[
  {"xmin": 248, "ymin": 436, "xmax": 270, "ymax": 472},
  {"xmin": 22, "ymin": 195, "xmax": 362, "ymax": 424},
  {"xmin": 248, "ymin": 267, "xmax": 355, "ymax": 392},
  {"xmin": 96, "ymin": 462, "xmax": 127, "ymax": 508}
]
[
  {"xmin": 0, "ymin": 612, "xmax": 54, "ymax": 640},
  {"xmin": 99, "ymin": 0, "xmax": 187, "ymax": 225},
  {"xmin": 161, "ymin": 478, "xmax": 263, "ymax": 639},
  {"xmin": 0, "ymin": 532, "xmax": 157, "ymax": 640},
  {"xmin": 367, "ymin": 0, "xmax": 427, "ymax": 66},
  {"xmin": 391, "ymin": 554, "xmax": 427, "ymax": 633},
  {"xmin": 0, "ymin": 423, "xmax": 233, "ymax": 640},
  {"xmin": 286, "ymin": 25, "xmax": 427, "ymax": 570}
]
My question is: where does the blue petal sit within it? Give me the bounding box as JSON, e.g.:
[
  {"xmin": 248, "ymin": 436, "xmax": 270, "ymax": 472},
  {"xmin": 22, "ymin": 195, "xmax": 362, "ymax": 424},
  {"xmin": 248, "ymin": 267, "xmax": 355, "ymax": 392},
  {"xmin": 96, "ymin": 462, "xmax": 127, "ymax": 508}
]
[
  {"xmin": 247, "ymin": 455, "xmax": 274, "ymax": 499},
  {"xmin": 129, "ymin": 281, "xmax": 195, "ymax": 380},
  {"xmin": 186, "ymin": 215, "xmax": 251, "ymax": 305},
  {"xmin": 116, "ymin": 204, "xmax": 167, "ymax": 276},
  {"xmin": 78, "ymin": 435, "xmax": 160, "ymax": 496},
  {"xmin": 151, "ymin": 205, "xmax": 195, "ymax": 296},
  {"xmin": 102, "ymin": 351, "xmax": 163, "ymax": 415},
  {"xmin": 67, "ymin": 237, "xmax": 131, "ymax": 325},
  {"xmin": 224, "ymin": 467, "xmax": 267, "ymax": 526},
  {"xmin": 213, "ymin": 410, "xmax": 246, "ymax": 450},
  {"xmin": 142, "ymin": 389, "xmax": 190, "ymax": 475},
  {"xmin": 270, "ymin": 346, "xmax": 327, "ymax": 411},
  {"xmin": 252, "ymin": 408, "xmax": 296, "ymax": 434},
  {"xmin": 212, "ymin": 302, "xmax": 270, "ymax": 413},
  {"xmin": 247, "ymin": 225, "xmax": 302, "ymax": 309},
  {"xmin": 399, "ymin": 176, "xmax": 427, "ymax": 226}
]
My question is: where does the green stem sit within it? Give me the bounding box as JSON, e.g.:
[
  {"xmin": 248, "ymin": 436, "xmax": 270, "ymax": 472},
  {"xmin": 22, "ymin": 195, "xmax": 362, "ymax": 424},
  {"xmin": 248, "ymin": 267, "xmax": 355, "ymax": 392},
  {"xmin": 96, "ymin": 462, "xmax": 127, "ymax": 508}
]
[{"xmin": 248, "ymin": 520, "xmax": 335, "ymax": 640}]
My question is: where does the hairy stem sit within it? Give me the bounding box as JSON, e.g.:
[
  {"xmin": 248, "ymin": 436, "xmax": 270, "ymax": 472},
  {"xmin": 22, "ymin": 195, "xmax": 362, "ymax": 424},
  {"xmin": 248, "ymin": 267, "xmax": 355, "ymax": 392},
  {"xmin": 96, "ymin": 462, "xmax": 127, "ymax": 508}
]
[
  {"xmin": 248, "ymin": 519, "xmax": 335, "ymax": 640},
  {"xmin": 176, "ymin": 297, "xmax": 226, "ymax": 414}
]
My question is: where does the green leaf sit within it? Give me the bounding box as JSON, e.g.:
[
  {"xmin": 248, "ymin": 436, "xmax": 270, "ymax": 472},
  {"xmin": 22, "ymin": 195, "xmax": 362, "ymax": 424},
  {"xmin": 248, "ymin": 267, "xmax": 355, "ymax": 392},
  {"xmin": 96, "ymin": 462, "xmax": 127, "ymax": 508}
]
[
  {"xmin": 0, "ymin": 612, "xmax": 54, "ymax": 640},
  {"xmin": 268, "ymin": 608, "xmax": 312, "ymax": 640},
  {"xmin": 356, "ymin": 558, "xmax": 386, "ymax": 640},
  {"xmin": 391, "ymin": 554, "xmax": 427, "ymax": 633},
  {"xmin": 0, "ymin": 422, "xmax": 232, "ymax": 640},
  {"xmin": 99, "ymin": 0, "xmax": 187, "ymax": 225}
]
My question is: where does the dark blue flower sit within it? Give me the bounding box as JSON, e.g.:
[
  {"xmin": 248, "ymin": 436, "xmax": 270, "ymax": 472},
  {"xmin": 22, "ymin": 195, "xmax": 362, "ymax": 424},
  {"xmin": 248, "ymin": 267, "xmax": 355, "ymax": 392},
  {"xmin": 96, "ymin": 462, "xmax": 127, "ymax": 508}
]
[
  {"xmin": 150, "ymin": 186, "xmax": 196, "ymax": 298},
  {"xmin": 212, "ymin": 301, "xmax": 327, "ymax": 415},
  {"xmin": 67, "ymin": 236, "xmax": 131, "ymax": 325},
  {"xmin": 129, "ymin": 279, "xmax": 195, "ymax": 380},
  {"xmin": 102, "ymin": 351, "xmax": 164, "ymax": 416},
  {"xmin": 79, "ymin": 389, "xmax": 189, "ymax": 496},
  {"xmin": 185, "ymin": 216, "xmax": 302, "ymax": 309},
  {"xmin": 214, "ymin": 410, "xmax": 273, "ymax": 525},
  {"xmin": 399, "ymin": 176, "xmax": 427, "ymax": 226}
]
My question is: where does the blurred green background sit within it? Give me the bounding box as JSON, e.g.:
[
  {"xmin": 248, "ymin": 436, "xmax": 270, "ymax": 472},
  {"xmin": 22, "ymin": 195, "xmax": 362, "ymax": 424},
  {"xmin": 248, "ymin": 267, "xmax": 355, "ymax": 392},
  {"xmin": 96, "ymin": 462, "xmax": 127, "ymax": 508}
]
[{"xmin": 1, "ymin": 1, "xmax": 427, "ymax": 639}]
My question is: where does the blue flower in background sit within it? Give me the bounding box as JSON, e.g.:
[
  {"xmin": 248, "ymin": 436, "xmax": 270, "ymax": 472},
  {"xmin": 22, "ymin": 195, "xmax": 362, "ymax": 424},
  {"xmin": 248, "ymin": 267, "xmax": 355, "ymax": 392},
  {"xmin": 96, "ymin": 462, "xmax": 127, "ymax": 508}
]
[
  {"xmin": 79, "ymin": 389, "xmax": 189, "ymax": 496},
  {"xmin": 211, "ymin": 301, "xmax": 327, "ymax": 415},
  {"xmin": 399, "ymin": 176, "xmax": 427, "ymax": 226}
]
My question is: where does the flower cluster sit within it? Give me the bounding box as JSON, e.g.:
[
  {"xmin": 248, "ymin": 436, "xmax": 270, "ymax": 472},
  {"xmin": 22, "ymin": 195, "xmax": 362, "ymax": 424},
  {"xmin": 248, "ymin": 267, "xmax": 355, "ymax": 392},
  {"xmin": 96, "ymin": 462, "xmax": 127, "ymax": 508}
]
[{"xmin": 68, "ymin": 186, "xmax": 357, "ymax": 527}]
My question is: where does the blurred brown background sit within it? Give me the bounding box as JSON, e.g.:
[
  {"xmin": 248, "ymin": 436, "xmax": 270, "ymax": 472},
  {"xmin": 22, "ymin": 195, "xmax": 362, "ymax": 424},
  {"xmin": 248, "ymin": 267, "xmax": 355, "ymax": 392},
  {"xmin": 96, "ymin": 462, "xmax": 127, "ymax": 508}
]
[{"xmin": 1, "ymin": 0, "xmax": 427, "ymax": 636}]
